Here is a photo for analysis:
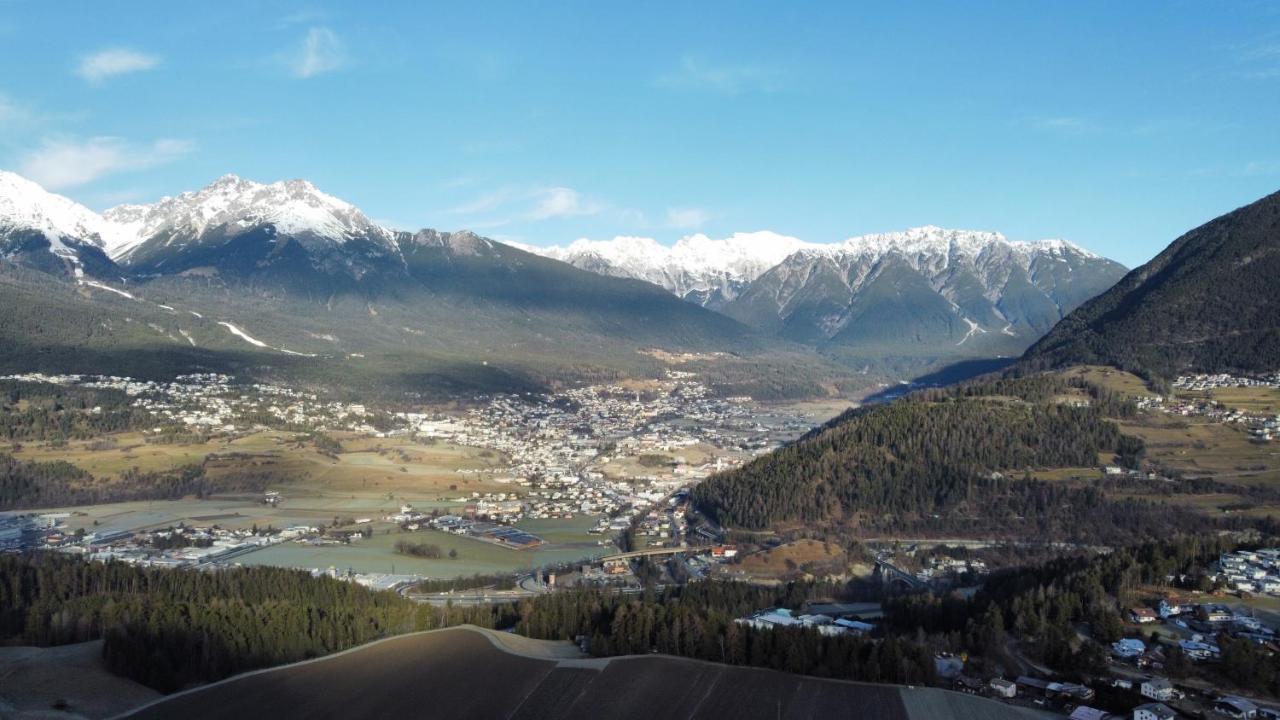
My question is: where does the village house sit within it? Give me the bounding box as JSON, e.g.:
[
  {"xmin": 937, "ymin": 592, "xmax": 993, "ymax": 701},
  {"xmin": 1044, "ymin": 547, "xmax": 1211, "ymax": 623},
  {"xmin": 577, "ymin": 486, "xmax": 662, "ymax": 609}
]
[{"xmin": 1139, "ymin": 677, "xmax": 1176, "ymax": 702}]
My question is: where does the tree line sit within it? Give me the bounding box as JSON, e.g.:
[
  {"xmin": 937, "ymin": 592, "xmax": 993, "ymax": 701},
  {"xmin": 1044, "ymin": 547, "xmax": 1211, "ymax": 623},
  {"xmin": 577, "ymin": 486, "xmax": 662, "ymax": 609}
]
[
  {"xmin": 514, "ymin": 579, "xmax": 936, "ymax": 686},
  {"xmin": 0, "ymin": 379, "xmax": 155, "ymax": 441},
  {"xmin": 691, "ymin": 375, "xmax": 1244, "ymax": 543},
  {"xmin": 0, "ymin": 553, "xmax": 512, "ymax": 692},
  {"xmin": 0, "ymin": 453, "xmax": 283, "ymax": 510}
]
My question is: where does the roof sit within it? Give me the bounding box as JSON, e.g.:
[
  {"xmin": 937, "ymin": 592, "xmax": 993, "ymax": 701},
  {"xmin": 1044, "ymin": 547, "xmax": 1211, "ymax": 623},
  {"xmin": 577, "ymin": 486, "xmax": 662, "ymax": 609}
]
[
  {"xmin": 1142, "ymin": 677, "xmax": 1173, "ymax": 689},
  {"xmin": 1215, "ymin": 696, "xmax": 1259, "ymax": 712},
  {"xmin": 1015, "ymin": 676, "xmax": 1050, "ymax": 690},
  {"xmin": 1134, "ymin": 704, "xmax": 1176, "ymax": 719},
  {"xmin": 1068, "ymin": 707, "xmax": 1109, "ymax": 720}
]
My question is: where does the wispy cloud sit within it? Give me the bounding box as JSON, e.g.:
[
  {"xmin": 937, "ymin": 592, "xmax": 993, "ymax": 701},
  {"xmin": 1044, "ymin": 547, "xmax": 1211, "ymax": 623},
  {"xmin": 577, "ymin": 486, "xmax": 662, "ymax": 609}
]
[
  {"xmin": 1243, "ymin": 160, "xmax": 1280, "ymax": 176},
  {"xmin": 1027, "ymin": 116, "xmax": 1100, "ymax": 135},
  {"xmin": 665, "ymin": 207, "xmax": 710, "ymax": 230},
  {"xmin": 0, "ymin": 92, "xmax": 23, "ymax": 126},
  {"xmin": 444, "ymin": 185, "xmax": 610, "ymax": 230},
  {"xmin": 656, "ymin": 56, "xmax": 783, "ymax": 94},
  {"xmin": 288, "ymin": 27, "xmax": 346, "ymax": 78},
  {"xmin": 445, "ymin": 188, "xmax": 516, "ymax": 216},
  {"xmin": 528, "ymin": 187, "xmax": 602, "ymax": 220},
  {"xmin": 19, "ymin": 136, "xmax": 193, "ymax": 190},
  {"xmin": 279, "ymin": 8, "xmax": 332, "ymax": 27},
  {"xmin": 1187, "ymin": 160, "xmax": 1280, "ymax": 178},
  {"xmin": 76, "ymin": 48, "xmax": 159, "ymax": 83},
  {"xmin": 1232, "ymin": 35, "xmax": 1280, "ymax": 80}
]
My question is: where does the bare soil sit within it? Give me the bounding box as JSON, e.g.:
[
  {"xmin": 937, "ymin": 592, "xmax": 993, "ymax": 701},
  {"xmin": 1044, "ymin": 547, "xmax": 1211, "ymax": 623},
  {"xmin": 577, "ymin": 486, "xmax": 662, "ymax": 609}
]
[{"xmin": 118, "ymin": 626, "xmax": 1047, "ymax": 720}]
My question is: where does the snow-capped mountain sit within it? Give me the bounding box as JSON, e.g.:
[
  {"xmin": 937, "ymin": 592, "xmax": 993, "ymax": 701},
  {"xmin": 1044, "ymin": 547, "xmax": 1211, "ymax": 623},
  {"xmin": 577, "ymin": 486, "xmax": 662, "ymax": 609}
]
[
  {"xmin": 0, "ymin": 170, "xmax": 126, "ymax": 278},
  {"xmin": 108, "ymin": 174, "xmax": 391, "ymax": 248},
  {"xmin": 102, "ymin": 174, "xmax": 400, "ymax": 280},
  {"xmin": 0, "ymin": 169, "xmax": 1128, "ymax": 386},
  {"xmin": 721, "ymin": 225, "xmax": 1127, "ymax": 358},
  {"xmin": 0, "ymin": 171, "xmax": 406, "ymax": 283},
  {"xmin": 0, "ymin": 170, "xmax": 790, "ymax": 398},
  {"xmin": 528, "ymin": 231, "xmax": 814, "ymax": 307}
]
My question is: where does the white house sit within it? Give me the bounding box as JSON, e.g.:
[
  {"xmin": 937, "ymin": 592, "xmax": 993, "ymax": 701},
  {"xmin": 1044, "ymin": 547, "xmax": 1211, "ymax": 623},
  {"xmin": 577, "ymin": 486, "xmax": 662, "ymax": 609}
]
[
  {"xmin": 988, "ymin": 678, "xmax": 1016, "ymax": 698},
  {"xmin": 1140, "ymin": 677, "xmax": 1175, "ymax": 702}
]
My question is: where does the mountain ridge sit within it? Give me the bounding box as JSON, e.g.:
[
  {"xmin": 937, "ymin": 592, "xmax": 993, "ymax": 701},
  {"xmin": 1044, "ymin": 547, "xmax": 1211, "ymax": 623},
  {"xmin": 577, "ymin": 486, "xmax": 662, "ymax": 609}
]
[
  {"xmin": 1019, "ymin": 188, "xmax": 1280, "ymax": 379},
  {"xmin": 0, "ymin": 170, "xmax": 864, "ymax": 401}
]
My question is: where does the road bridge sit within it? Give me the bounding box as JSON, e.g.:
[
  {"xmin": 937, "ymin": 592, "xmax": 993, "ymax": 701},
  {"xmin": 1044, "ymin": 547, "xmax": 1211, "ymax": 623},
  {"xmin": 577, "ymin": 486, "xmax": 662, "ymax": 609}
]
[{"xmin": 597, "ymin": 546, "xmax": 695, "ymax": 563}]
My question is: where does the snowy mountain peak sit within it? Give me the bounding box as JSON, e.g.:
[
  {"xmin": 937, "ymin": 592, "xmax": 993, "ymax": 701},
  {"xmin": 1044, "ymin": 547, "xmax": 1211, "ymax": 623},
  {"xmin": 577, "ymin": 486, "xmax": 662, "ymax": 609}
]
[
  {"xmin": 529, "ymin": 231, "xmax": 815, "ymax": 304},
  {"xmin": 102, "ymin": 174, "xmax": 392, "ymax": 261},
  {"xmin": 0, "ymin": 170, "xmax": 130, "ymax": 274},
  {"xmin": 785, "ymin": 226, "xmax": 1101, "ymax": 272},
  {"xmin": 530, "ymin": 226, "xmax": 1109, "ymax": 308}
]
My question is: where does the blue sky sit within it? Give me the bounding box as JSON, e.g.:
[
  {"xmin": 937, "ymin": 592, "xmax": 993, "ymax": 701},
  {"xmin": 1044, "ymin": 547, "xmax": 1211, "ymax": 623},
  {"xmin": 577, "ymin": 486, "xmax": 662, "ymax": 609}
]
[{"xmin": 0, "ymin": 2, "xmax": 1277, "ymax": 267}]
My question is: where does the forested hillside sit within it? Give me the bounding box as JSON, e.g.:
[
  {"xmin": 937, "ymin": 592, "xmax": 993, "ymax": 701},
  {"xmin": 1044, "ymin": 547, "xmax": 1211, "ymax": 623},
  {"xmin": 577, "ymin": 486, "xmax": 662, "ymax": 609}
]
[
  {"xmin": 692, "ymin": 375, "xmax": 1222, "ymax": 543},
  {"xmin": 1021, "ymin": 189, "xmax": 1280, "ymax": 378},
  {"xmin": 0, "ymin": 553, "xmax": 508, "ymax": 692}
]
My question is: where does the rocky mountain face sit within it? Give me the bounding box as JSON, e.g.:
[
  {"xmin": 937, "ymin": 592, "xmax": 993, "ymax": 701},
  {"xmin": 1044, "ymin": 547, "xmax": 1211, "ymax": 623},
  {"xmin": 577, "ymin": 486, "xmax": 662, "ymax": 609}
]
[
  {"xmin": 1021, "ymin": 189, "xmax": 1280, "ymax": 378},
  {"xmin": 0, "ymin": 171, "xmax": 125, "ymax": 279},
  {"xmin": 0, "ymin": 171, "xmax": 859, "ymax": 400},
  {"xmin": 722, "ymin": 226, "xmax": 1127, "ymax": 359},
  {"xmin": 534, "ymin": 222, "xmax": 1127, "ymax": 372},
  {"xmin": 529, "ymin": 231, "xmax": 814, "ymax": 308}
]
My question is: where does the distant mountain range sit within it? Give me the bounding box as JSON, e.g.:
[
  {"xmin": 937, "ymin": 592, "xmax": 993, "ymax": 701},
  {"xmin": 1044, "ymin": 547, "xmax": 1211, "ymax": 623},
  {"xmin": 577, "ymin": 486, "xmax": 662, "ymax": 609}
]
[
  {"xmin": 533, "ymin": 227, "xmax": 1126, "ymax": 374},
  {"xmin": 0, "ymin": 169, "xmax": 1128, "ymax": 397},
  {"xmin": 689, "ymin": 188, "xmax": 1280, "ymax": 544},
  {"xmin": 1021, "ymin": 188, "xmax": 1280, "ymax": 379},
  {"xmin": 526, "ymin": 232, "xmax": 814, "ymax": 308},
  {"xmin": 0, "ymin": 171, "xmax": 857, "ymax": 400}
]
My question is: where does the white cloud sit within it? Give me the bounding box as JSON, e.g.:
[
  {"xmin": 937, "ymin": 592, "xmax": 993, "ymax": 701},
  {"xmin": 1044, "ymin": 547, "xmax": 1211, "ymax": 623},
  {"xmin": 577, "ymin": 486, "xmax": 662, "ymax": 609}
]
[
  {"xmin": 527, "ymin": 187, "xmax": 601, "ymax": 220},
  {"xmin": 279, "ymin": 9, "xmax": 331, "ymax": 27},
  {"xmin": 665, "ymin": 207, "xmax": 710, "ymax": 230},
  {"xmin": 19, "ymin": 136, "xmax": 193, "ymax": 190},
  {"xmin": 1243, "ymin": 160, "xmax": 1280, "ymax": 176},
  {"xmin": 290, "ymin": 27, "xmax": 346, "ymax": 78},
  {"xmin": 445, "ymin": 188, "xmax": 516, "ymax": 216},
  {"xmin": 76, "ymin": 48, "xmax": 159, "ymax": 83},
  {"xmin": 1026, "ymin": 116, "xmax": 1100, "ymax": 135},
  {"xmin": 445, "ymin": 184, "xmax": 610, "ymax": 229},
  {"xmin": 657, "ymin": 56, "xmax": 783, "ymax": 94},
  {"xmin": 0, "ymin": 93, "xmax": 19, "ymax": 124}
]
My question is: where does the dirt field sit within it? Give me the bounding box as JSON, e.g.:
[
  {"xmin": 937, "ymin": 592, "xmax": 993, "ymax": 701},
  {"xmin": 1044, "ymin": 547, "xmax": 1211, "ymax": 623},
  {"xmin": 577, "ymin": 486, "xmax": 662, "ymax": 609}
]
[
  {"xmin": 0, "ymin": 640, "xmax": 160, "ymax": 720},
  {"xmin": 119, "ymin": 626, "xmax": 1045, "ymax": 720},
  {"xmin": 733, "ymin": 538, "xmax": 849, "ymax": 580},
  {"xmin": 1119, "ymin": 415, "xmax": 1280, "ymax": 486},
  {"xmin": 8, "ymin": 430, "xmax": 509, "ymax": 500},
  {"xmin": 1178, "ymin": 386, "xmax": 1280, "ymax": 414},
  {"xmin": 1061, "ymin": 365, "xmax": 1157, "ymax": 398}
]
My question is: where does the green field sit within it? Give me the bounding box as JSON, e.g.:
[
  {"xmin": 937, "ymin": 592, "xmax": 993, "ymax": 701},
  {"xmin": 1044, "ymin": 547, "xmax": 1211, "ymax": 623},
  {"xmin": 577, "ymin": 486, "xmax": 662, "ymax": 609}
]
[
  {"xmin": 236, "ymin": 517, "xmax": 611, "ymax": 577},
  {"xmin": 39, "ymin": 498, "xmax": 612, "ymax": 578}
]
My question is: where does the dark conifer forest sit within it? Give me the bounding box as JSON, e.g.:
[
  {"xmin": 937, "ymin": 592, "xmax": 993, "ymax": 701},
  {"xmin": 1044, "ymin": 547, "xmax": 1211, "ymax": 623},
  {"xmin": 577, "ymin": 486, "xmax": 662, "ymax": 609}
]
[{"xmin": 692, "ymin": 375, "xmax": 1217, "ymax": 542}]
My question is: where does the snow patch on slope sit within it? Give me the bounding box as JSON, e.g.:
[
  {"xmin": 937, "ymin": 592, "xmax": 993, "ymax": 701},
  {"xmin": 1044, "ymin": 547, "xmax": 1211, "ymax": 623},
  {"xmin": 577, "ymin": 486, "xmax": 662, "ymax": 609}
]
[
  {"xmin": 218, "ymin": 321, "xmax": 268, "ymax": 348},
  {"xmin": 217, "ymin": 321, "xmax": 316, "ymax": 357},
  {"xmin": 79, "ymin": 280, "xmax": 137, "ymax": 300}
]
